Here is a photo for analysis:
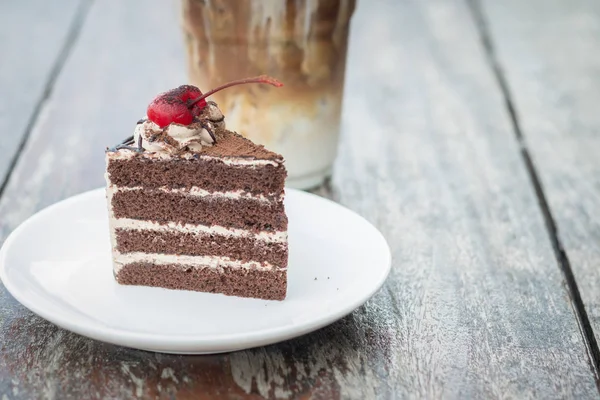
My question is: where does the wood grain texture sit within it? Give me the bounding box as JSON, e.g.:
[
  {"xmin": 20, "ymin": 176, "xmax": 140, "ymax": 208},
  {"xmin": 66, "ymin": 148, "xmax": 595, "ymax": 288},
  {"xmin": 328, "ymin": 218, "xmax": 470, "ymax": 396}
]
[
  {"xmin": 326, "ymin": 1, "xmax": 598, "ymax": 397},
  {"xmin": 0, "ymin": 0, "xmax": 85, "ymax": 188},
  {"xmin": 478, "ymin": 0, "xmax": 600, "ymax": 358},
  {"xmin": 0, "ymin": 0, "xmax": 597, "ymax": 398}
]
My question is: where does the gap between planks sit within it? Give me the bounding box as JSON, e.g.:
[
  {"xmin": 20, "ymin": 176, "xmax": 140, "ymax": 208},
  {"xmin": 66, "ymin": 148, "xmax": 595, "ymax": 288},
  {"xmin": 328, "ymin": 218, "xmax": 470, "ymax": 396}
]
[
  {"xmin": 0, "ymin": 0, "xmax": 95, "ymax": 202},
  {"xmin": 466, "ymin": 0, "xmax": 600, "ymax": 387}
]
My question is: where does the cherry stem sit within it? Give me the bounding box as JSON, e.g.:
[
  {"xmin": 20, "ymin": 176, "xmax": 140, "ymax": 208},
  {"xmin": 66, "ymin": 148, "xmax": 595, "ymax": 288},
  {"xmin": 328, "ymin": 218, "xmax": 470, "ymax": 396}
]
[{"xmin": 187, "ymin": 75, "xmax": 283, "ymax": 107}]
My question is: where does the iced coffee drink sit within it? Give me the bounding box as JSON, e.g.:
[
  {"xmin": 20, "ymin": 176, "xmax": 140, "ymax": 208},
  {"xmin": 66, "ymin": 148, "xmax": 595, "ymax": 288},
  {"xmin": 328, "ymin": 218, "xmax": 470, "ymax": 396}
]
[{"xmin": 181, "ymin": 0, "xmax": 356, "ymax": 189}]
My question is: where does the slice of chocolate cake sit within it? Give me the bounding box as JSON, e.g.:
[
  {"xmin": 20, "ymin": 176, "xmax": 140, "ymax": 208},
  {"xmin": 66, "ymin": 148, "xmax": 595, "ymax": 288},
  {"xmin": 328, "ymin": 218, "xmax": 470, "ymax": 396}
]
[{"xmin": 105, "ymin": 77, "xmax": 288, "ymax": 300}]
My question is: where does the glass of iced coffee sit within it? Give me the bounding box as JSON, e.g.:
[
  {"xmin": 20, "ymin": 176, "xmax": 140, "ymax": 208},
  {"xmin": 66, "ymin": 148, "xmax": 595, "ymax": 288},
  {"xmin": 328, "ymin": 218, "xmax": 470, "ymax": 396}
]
[{"xmin": 181, "ymin": 0, "xmax": 356, "ymax": 189}]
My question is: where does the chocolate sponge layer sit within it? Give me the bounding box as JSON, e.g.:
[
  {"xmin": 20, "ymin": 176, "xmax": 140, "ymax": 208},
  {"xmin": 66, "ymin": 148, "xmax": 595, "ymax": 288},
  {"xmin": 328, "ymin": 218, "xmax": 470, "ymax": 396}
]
[
  {"xmin": 111, "ymin": 190, "xmax": 287, "ymax": 232},
  {"xmin": 116, "ymin": 263, "xmax": 287, "ymax": 300},
  {"xmin": 107, "ymin": 157, "xmax": 286, "ymax": 196},
  {"xmin": 116, "ymin": 229, "xmax": 288, "ymax": 267}
]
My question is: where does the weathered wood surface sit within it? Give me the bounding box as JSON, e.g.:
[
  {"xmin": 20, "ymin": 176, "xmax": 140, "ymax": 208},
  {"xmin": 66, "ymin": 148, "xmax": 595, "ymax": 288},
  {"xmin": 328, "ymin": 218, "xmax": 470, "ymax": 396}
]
[
  {"xmin": 329, "ymin": 0, "xmax": 597, "ymax": 397},
  {"xmin": 0, "ymin": 0, "xmax": 85, "ymax": 191},
  {"xmin": 0, "ymin": 0, "xmax": 598, "ymax": 398},
  {"xmin": 478, "ymin": 0, "xmax": 600, "ymax": 358}
]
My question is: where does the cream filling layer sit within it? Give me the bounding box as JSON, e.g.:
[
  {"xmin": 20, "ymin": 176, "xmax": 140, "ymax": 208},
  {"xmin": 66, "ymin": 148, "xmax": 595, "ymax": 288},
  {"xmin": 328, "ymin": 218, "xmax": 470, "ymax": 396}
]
[
  {"xmin": 112, "ymin": 218, "xmax": 287, "ymax": 243},
  {"xmin": 113, "ymin": 252, "xmax": 283, "ymax": 274},
  {"xmin": 113, "ymin": 185, "xmax": 282, "ymax": 203},
  {"xmin": 107, "ymin": 149, "xmax": 280, "ymax": 167}
]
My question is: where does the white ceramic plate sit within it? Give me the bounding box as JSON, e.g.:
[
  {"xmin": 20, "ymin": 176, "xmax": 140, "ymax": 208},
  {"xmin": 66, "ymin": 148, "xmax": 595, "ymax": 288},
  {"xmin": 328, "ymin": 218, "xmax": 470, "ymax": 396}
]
[{"xmin": 0, "ymin": 188, "xmax": 391, "ymax": 354}]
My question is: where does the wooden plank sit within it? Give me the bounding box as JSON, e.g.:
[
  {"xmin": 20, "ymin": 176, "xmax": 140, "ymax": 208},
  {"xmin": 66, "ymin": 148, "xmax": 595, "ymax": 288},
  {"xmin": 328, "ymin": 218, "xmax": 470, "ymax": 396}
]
[
  {"xmin": 478, "ymin": 0, "xmax": 600, "ymax": 362},
  {"xmin": 325, "ymin": 1, "xmax": 598, "ymax": 397},
  {"xmin": 0, "ymin": 0, "xmax": 597, "ymax": 398},
  {"xmin": 0, "ymin": 0, "xmax": 84, "ymax": 189}
]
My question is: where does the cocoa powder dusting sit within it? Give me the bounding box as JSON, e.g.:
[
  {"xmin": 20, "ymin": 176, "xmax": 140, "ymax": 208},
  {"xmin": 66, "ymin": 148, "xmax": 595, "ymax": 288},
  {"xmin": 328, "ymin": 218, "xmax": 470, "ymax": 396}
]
[{"xmin": 202, "ymin": 129, "xmax": 282, "ymax": 160}]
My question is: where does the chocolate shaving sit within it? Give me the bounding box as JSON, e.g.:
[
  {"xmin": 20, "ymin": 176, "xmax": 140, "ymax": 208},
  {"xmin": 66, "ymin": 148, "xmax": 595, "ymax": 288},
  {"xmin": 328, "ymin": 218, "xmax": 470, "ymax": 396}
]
[
  {"xmin": 107, "ymin": 135, "xmax": 134, "ymax": 152},
  {"xmin": 200, "ymin": 120, "xmax": 217, "ymax": 143},
  {"xmin": 106, "ymin": 134, "xmax": 144, "ymax": 153},
  {"xmin": 206, "ymin": 101, "xmax": 225, "ymax": 123}
]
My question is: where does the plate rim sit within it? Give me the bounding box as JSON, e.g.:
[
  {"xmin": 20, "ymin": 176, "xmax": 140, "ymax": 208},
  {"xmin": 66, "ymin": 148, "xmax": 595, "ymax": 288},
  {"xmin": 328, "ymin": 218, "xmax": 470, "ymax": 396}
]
[{"xmin": 0, "ymin": 187, "xmax": 392, "ymax": 352}]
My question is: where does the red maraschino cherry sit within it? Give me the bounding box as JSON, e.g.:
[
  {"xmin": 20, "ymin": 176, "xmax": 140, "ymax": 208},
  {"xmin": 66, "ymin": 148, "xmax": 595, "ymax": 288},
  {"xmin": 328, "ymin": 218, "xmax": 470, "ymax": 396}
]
[
  {"xmin": 146, "ymin": 85, "xmax": 203, "ymax": 127},
  {"xmin": 146, "ymin": 76, "xmax": 283, "ymax": 128}
]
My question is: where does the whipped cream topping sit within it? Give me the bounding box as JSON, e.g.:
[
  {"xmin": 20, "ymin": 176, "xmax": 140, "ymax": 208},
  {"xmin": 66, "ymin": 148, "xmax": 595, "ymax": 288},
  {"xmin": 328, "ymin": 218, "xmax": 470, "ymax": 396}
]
[{"xmin": 133, "ymin": 102, "xmax": 225, "ymax": 154}]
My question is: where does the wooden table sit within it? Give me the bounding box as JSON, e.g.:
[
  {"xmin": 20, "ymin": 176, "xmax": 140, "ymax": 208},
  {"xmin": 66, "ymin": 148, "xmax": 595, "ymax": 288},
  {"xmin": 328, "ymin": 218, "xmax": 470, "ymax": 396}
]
[{"xmin": 1, "ymin": 0, "xmax": 600, "ymax": 398}]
